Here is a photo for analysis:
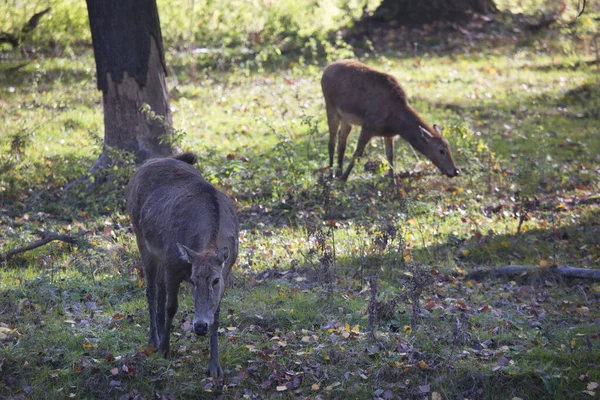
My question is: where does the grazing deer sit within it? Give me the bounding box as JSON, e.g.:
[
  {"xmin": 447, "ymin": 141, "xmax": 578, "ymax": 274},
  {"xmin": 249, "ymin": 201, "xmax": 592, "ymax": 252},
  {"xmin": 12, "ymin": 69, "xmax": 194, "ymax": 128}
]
[
  {"xmin": 321, "ymin": 59, "xmax": 460, "ymax": 181},
  {"xmin": 126, "ymin": 152, "xmax": 239, "ymax": 377}
]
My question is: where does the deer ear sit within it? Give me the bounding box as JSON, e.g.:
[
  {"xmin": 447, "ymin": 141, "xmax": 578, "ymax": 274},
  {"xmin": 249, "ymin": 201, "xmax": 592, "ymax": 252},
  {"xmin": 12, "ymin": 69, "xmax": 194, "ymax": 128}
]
[
  {"xmin": 177, "ymin": 243, "xmax": 198, "ymax": 264},
  {"xmin": 217, "ymin": 246, "xmax": 230, "ymax": 265},
  {"xmin": 419, "ymin": 126, "xmax": 433, "ymax": 143},
  {"xmin": 433, "ymin": 124, "xmax": 442, "ymax": 135}
]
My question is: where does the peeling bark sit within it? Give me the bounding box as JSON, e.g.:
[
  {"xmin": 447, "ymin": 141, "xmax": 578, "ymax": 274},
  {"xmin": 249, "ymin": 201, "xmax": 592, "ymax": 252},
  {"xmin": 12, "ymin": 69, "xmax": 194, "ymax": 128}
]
[{"xmin": 101, "ymin": 36, "xmax": 173, "ymax": 164}]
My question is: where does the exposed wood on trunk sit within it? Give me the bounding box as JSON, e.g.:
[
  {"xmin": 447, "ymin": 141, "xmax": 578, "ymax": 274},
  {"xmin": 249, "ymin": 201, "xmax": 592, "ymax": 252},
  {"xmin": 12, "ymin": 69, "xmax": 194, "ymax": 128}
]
[
  {"xmin": 1, "ymin": 231, "xmax": 78, "ymax": 263},
  {"xmin": 86, "ymin": 0, "xmax": 173, "ymax": 167},
  {"xmin": 95, "ymin": 35, "xmax": 173, "ymax": 168},
  {"xmin": 468, "ymin": 265, "xmax": 600, "ymax": 280}
]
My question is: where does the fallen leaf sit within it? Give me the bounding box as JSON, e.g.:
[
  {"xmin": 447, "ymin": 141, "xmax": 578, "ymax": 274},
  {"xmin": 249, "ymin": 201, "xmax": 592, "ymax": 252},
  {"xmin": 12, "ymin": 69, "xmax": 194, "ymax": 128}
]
[
  {"xmin": 276, "ymin": 385, "xmax": 287, "ymax": 392},
  {"xmin": 419, "ymin": 384, "xmax": 430, "ymax": 393},
  {"xmin": 432, "ymin": 392, "xmax": 442, "ymax": 400},
  {"xmin": 312, "ymin": 384, "xmax": 319, "ymax": 391},
  {"xmin": 587, "ymin": 382, "xmax": 598, "ymax": 390},
  {"xmin": 424, "ymin": 300, "xmax": 436, "ymax": 311}
]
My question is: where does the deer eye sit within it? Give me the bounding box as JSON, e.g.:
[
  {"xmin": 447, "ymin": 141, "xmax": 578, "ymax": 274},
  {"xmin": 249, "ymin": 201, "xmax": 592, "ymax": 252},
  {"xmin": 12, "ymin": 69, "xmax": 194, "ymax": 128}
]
[
  {"xmin": 439, "ymin": 149, "xmax": 446, "ymax": 155},
  {"xmin": 212, "ymin": 278, "xmax": 220, "ymax": 287}
]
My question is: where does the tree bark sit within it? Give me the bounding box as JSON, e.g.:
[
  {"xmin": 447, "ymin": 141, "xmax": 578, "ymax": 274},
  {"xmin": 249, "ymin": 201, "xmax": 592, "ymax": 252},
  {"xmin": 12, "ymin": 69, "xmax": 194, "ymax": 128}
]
[
  {"xmin": 86, "ymin": 0, "xmax": 174, "ymax": 166},
  {"xmin": 373, "ymin": 0, "xmax": 497, "ymax": 24}
]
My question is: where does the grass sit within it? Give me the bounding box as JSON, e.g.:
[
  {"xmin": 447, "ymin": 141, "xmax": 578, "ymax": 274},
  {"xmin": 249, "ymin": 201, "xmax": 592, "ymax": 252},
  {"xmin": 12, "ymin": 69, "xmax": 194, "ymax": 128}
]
[{"xmin": 1, "ymin": 0, "xmax": 600, "ymax": 399}]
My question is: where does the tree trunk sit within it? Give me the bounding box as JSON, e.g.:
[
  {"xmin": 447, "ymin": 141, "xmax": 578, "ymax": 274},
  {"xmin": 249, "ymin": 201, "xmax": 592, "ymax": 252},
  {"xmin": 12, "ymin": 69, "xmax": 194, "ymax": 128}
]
[
  {"xmin": 86, "ymin": 0, "xmax": 174, "ymax": 167},
  {"xmin": 373, "ymin": 0, "xmax": 498, "ymax": 24}
]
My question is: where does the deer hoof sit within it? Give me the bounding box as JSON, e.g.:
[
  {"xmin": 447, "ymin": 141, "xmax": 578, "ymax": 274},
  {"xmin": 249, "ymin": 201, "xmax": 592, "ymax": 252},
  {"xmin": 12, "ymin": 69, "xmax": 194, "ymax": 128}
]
[{"xmin": 208, "ymin": 362, "xmax": 222, "ymax": 378}]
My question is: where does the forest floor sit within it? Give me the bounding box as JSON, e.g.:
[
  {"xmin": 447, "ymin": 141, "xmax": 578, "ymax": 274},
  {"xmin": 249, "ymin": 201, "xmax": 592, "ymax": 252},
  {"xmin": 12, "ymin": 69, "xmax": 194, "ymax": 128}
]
[{"xmin": 1, "ymin": 12, "xmax": 599, "ymax": 400}]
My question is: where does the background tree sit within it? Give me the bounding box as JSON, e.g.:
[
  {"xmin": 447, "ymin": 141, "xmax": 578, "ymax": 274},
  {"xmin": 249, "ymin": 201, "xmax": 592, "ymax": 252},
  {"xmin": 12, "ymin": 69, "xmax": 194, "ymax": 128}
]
[
  {"xmin": 85, "ymin": 0, "xmax": 175, "ymax": 168},
  {"xmin": 373, "ymin": 0, "xmax": 498, "ymax": 23}
]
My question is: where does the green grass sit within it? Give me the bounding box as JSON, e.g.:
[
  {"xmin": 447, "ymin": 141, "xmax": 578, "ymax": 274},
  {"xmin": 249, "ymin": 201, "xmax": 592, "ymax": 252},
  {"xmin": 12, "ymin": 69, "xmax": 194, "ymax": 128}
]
[{"xmin": 1, "ymin": 1, "xmax": 600, "ymax": 399}]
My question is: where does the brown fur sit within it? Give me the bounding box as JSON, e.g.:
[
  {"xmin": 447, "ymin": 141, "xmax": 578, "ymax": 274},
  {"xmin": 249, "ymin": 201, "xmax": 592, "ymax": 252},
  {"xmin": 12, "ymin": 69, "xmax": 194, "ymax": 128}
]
[
  {"xmin": 126, "ymin": 154, "xmax": 238, "ymax": 377},
  {"xmin": 321, "ymin": 59, "xmax": 459, "ymax": 181}
]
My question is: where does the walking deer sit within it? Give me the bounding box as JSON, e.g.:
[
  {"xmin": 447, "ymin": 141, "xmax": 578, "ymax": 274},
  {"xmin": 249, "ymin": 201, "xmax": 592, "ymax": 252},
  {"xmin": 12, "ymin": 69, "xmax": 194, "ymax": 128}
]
[
  {"xmin": 321, "ymin": 59, "xmax": 460, "ymax": 181},
  {"xmin": 126, "ymin": 152, "xmax": 239, "ymax": 377}
]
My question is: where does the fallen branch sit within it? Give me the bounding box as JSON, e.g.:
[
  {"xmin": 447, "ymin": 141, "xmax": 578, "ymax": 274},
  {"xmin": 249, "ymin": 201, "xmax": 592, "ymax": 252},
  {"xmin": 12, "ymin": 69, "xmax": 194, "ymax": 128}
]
[
  {"xmin": 1, "ymin": 230, "xmax": 78, "ymax": 263},
  {"xmin": 0, "ymin": 32, "xmax": 19, "ymax": 47},
  {"xmin": 0, "ymin": 7, "xmax": 51, "ymax": 48},
  {"xmin": 22, "ymin": 8, "xmax": 52, "ymax": 34},
  {"xmin": 468, "ymin": 265, "xmax": 600, "ymax": 280}
]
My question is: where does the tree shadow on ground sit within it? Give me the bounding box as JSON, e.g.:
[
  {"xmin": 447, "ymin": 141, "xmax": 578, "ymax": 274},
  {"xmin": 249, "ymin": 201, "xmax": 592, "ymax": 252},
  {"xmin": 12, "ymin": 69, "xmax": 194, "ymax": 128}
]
[
  {"xmin": 345, "ymin": 8, "xmax": 570, "ymax": 59},
  {"xmin": 0, "ymin": 59, "xmax": 94, "ymax": 91},
  {"xmin": 297, "ymin": 205, "xmax": 600, "ymax": 291}
]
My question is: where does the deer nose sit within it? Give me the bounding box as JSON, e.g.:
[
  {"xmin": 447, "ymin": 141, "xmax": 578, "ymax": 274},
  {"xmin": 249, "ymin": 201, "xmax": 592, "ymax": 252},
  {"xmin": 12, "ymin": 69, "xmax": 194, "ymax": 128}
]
[
  {"xmin": 194, "ymin": 321, "xmax": 209, "ymax": 336},
  {"xmin": 446, "ymin": 168, "xmax": 460, "ymax": 177}
]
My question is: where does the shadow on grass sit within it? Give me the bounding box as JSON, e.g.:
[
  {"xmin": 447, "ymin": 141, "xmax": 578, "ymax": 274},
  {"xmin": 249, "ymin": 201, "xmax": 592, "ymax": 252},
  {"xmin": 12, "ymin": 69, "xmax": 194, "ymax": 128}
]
[
  {"xmin": 0, "ymin": 59, "xmax": 94, "ymax": 91},
  {"xmin": 321, "ymin": 205, "xmax": 600, "ymax": 287}
]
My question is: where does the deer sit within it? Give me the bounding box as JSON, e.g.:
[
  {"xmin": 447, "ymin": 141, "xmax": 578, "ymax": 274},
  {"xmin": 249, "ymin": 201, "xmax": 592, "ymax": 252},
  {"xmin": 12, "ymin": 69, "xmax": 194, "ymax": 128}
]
[
  {"xmin": 126, "ymin": 152, "xmax": 239, "ymax": 377},
  {"xmin": 321, "ymin": 59, "xmax": 460, "ymax": 182}
]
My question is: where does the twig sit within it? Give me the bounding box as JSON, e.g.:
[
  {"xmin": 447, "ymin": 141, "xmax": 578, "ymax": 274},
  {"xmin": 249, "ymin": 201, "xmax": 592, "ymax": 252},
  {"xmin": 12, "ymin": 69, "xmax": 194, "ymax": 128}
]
[
  {"xmin": 367, "ymin": 276, "xmax": 378, "ymax": 341},
  {"xmin": 6, "ymin": 63, "xmax": 30, "ymax": 72},
  {"xmin": 577, "ymin": 0, "xmax": 586, "ymax": 19},
  {"xmin": 1, "ymin": 231, "xmax": 78, "ymax": 263}
]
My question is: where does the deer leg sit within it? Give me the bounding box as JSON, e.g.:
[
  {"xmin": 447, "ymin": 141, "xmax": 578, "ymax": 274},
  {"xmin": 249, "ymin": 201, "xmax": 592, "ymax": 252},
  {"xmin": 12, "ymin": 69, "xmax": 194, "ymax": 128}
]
[
  {"xmin": 384, "ymin": 136, "xmax": 395, "ymax": 183},
  {"xmin": 340, "ymin": 126, "xmax": 372, "ymax": 182},
  {"xmin": 159, "ymin": 278, "xmax": 181, "ymax": 358},
  {"xmin": 142, "ymin": 253, "xmax": 160, "ymax": 349},
  {"xmin": 325, "ymin": 103, "xmax": 340, "ymax": 174},
  {"xmin": 208, "ymin": 304, "xmax": 222, "ymax": 377},
  {"xmin": 336, "ymin": 121, "xmax": 352, "ymax": 178},
  {"xmin": 155, "ymin": 267, "xmax": 167, "ymax": 349}
]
